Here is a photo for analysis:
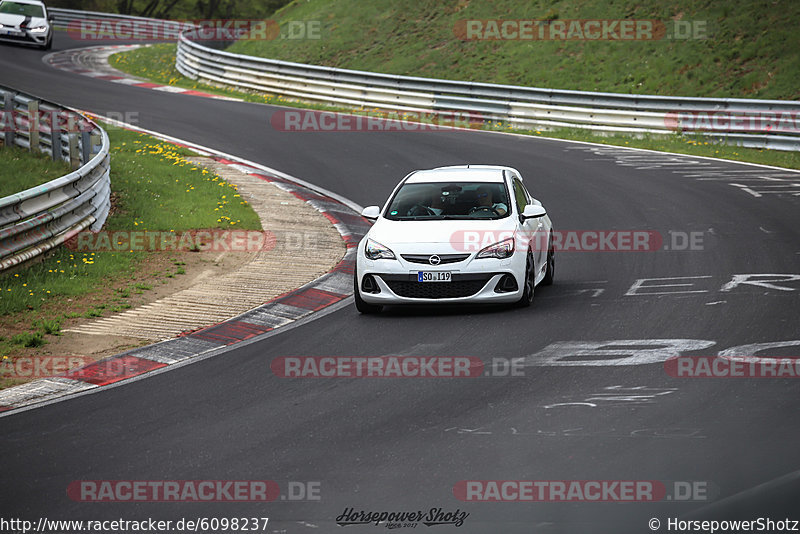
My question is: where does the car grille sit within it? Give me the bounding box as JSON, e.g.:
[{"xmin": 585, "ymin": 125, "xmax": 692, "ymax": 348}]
[
  {"xmin": 400, "ymin": 254, "xmax": 470, "ymax": 265},
  {"xmin": 0, "ymin": 33, "xmax": 37, "ymax": 43},
  {"xmin": 383, "ymin": 276, "xmax": 492, "ymax": 299}
]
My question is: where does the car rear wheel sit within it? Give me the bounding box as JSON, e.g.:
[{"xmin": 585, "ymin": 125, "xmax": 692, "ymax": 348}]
[
  {"xmin": 354, "ymin": 273, "xmax": 382, "ymax": 314},
  {"xmin": 516, "ymin": 249, "xmax": 535, "ymax": 307}
]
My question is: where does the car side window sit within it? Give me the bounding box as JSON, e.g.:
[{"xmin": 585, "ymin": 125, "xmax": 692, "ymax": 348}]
[
  {"xmin": 521, "ymin": 182, "xmax": 534, "ymax": 204},
  {"xmin": 512, "ymin": 178, "xmax": 527, "ymax": 214}
]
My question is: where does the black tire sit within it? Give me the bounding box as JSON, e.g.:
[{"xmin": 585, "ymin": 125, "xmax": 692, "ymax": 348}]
[
  {"xmin": 542, "ymin": 233, "xmax": 555, "ymax": 286},
  {"xmin": 354, "ymin": 273, "xmax": 382, "ymax": 314},
  {"xmin": 516, "ymin": 249, "xmax": 535, "ymax": 307},
  {"xmin": 42, "ymin": 34, "xmax": 52, "ymax": 50}
]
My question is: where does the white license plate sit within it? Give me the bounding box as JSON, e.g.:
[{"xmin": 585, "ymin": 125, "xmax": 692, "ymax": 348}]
[{"xmin": 418, "ymin": 271, "xmax": 451, "ymax": 282}]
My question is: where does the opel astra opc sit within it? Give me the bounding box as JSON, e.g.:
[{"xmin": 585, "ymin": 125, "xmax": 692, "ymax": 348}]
[{"xmin": 354, "ymin": 165, "xmax": 554, "ymax": 313}]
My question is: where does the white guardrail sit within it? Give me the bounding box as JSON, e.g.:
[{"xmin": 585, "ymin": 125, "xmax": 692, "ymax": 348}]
[
  {"xmin": 49, "ymin": 7, "xmax": 168, "ymax": 27},
  {"xmin": 0, "ymin": 86, "xmax": 110, "ymax": 272},
  {"xmin": 49, "ymin": 8, "xmax": 800, "ymax": 150},
  {"xmin": 175, "ymin": 35, "xmax": 800, "ymax": 151}
]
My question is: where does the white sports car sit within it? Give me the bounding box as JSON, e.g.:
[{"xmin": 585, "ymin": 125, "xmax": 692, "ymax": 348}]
[
  {"xmin": 355, "ymin": 165, "xmax": 554, "ymax": 313},
  {"xmin": 0, "ymin": 0, "xmax": 52, "ymax": 50}
]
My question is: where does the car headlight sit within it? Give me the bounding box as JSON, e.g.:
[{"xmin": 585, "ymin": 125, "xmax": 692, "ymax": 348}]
[
  {"xmin": 364, "ymin": 238, "xmax": 396, "ymax": 260},
  {"xmin": 476, "ymin": 237, "xmax": 515, "ymax": 259},
  {"xmin": 29, "ymin": 26, "xmax": 48, "ymax": 33}
]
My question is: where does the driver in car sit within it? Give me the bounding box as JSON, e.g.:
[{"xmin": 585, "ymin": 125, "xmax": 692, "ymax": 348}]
[
  {"xmin": 407, "ymin": 186, "xmax": 445, "ymax": 216},
  {"xmin": 474, "ymin": 185, "xmax": 507, "ymax": 215}
]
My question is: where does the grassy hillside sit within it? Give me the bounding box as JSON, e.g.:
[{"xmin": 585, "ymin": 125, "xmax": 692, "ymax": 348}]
[{"xmin": 228, "ymin": 0, "xmax": 799, "ymax": 100}]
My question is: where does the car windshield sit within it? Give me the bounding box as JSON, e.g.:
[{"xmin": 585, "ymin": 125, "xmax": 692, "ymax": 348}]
[
  {"xmin": 384, "ymin": 181, "xmax": 510, "ymax": 220},
  {"xmin": 0, "ymin": 1, "xmax": 43, "ymax": 17}
]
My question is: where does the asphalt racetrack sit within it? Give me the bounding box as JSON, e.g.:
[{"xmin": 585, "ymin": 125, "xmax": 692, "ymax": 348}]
[{"xmin": 1, "ymin": 31, "xmax": 799, "ymax": 533}]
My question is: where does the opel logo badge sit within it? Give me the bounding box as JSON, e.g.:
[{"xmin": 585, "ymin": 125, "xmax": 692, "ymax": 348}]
[{"xmin": 429, "ymin": 255, "xmax": 441, "ymax": 266}]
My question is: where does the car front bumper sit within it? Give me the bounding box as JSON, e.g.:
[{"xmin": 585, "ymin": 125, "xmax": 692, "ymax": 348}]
[
  {"xmin": 356, "ymin": 249, "xmax": 527, "ymax": 305},
  {"xmin": 0, "ymin": 29, "xmax": 49, "ymax": 46}
]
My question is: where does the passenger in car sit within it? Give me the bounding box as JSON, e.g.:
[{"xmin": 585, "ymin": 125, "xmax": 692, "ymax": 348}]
[{"xmin": 475, "ymin": 185, "xmax": 508, "ymax": 215}]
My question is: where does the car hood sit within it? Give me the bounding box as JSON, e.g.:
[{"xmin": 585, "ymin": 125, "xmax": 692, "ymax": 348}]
[
  {"xmin": 0, "ymin": 14, "xmax": 46, "ymax": 28},
  {"xmin": 368, "ymin": 217, "xmax": 519, "ymax": 246}
]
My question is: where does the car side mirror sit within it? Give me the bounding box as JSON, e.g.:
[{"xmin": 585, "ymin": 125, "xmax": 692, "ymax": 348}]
[
  {"xmin": 521, "ymin": 204, "xmax": 547, "ymax": 219},
  {"xmin": 361, "ymin": 206, "xmax": 381, "ymax": 220}
]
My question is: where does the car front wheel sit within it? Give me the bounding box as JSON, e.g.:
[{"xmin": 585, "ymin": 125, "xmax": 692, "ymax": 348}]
[
  {"xmin": 516, "ymin": 249, "xmax": 535, "ymax": 307},
  {"xmin": 542, "ymin": 233, "xmax": 555, "ymax": 286}
]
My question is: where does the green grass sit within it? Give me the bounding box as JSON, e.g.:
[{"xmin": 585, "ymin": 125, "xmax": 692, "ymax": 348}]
[
  {"xmin": 230, "ymin": 0, "xmax": 799, "ymax": 101},
  {"xmin": 109, "ymin": 43, "xmax": 184, "ymax": 88},
  {"xmin": 31, "ymin": 318, "xmax": 61, "ymax": 336},
  {"xmin": 10, "ymin": 331, "xmax": 45, "ymax": 348},
  {"xmin": 0, "ymin": 126, "xmax": 261, "ymax": 318},
  {"xmin": 105, "ymin": 129, "xmax": 261, "ymax": 232},
  {"xmin": 0, "ymin": 146, "xmax": 72, "ymax": 198}
]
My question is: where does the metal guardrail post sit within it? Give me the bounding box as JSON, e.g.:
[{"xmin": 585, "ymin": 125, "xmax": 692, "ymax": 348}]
[
  {"xmin": 28, "ymin": 100, "xmax": 40, "ymax": 153},
  {"xmin": 81, "ymin": 131, "xmax": 91, "ymax": 163},
  {"xmin": 3, "ymin": 91, "xmax": 14, "ymax": 148},
  {"xmin": 89, "ymin": 132, "xmax": 102, "ymax": 158},
  {"xmin": 50, "ymin": 112, "xmax": 61, "ymax": 161},
  {"xmin": 68, "ymin": 133, "xmax": 79, "ymax": 169},
  {"xmin": 51, "ymin": 129, "xmax": 60, "ymax": 161}
]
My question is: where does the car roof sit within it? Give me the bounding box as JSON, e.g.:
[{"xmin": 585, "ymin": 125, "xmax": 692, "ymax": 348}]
[{"xmin": 405, "ymin": 166, "xmax": 512, "ymax": 184}]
